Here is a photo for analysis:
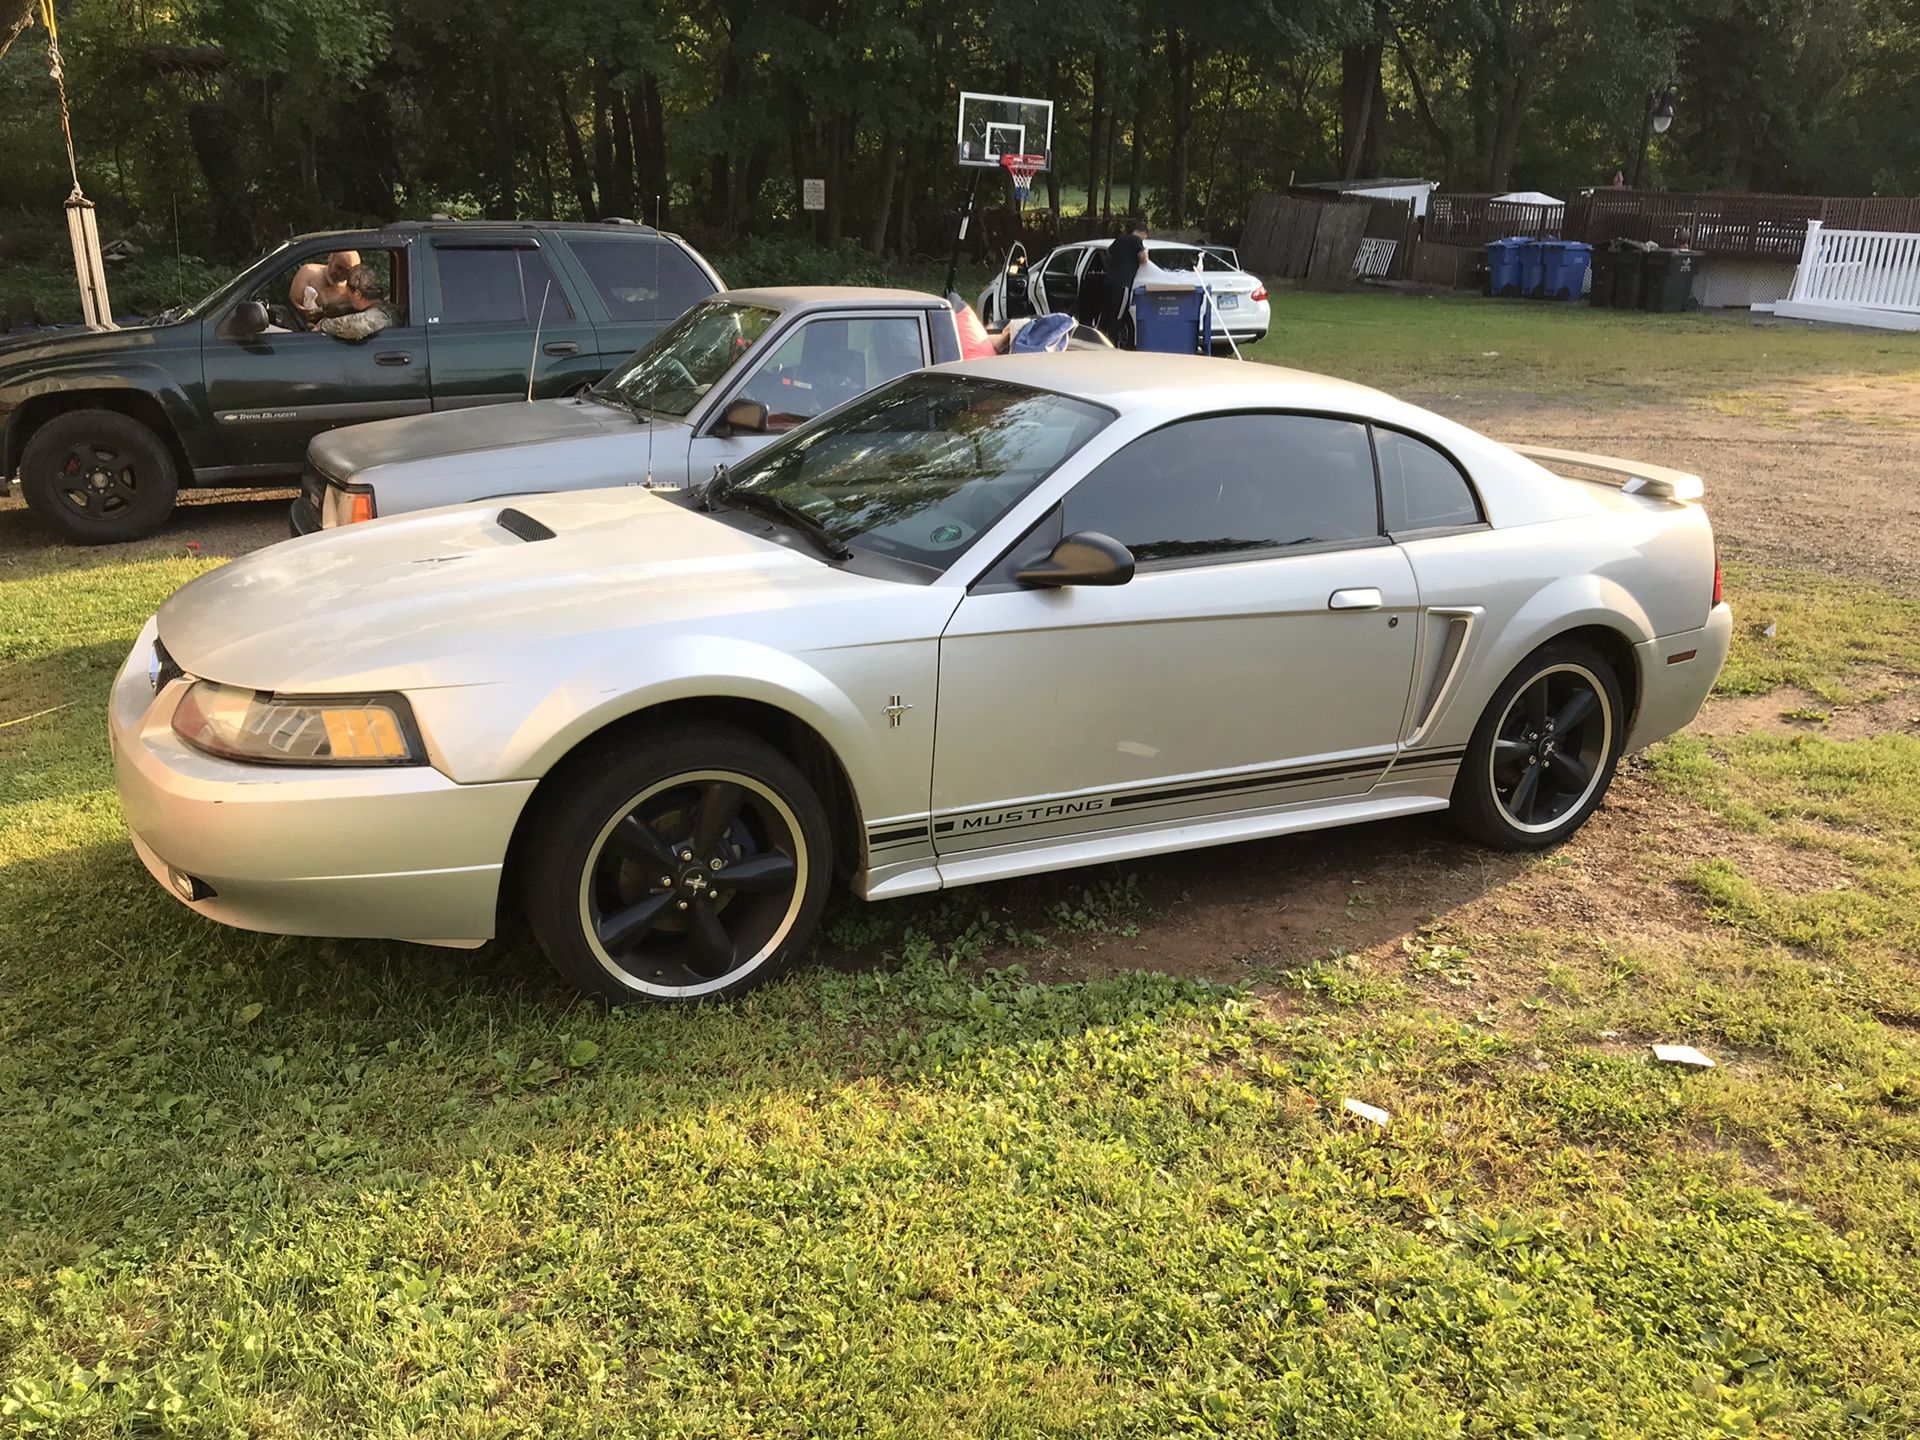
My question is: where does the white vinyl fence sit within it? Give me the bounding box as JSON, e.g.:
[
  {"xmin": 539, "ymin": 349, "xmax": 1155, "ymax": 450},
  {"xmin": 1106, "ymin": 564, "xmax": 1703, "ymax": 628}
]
[{"xmin": 1770, "ymin": 221, "xmax": 1920, "ymax": 331}]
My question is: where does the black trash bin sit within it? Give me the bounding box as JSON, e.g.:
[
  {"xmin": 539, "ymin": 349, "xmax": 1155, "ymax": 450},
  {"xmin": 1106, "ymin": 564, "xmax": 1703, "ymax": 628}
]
[
  {"xmin": 1609, "ymin": 240, "xmax": 1649, "ymax": 310},
  {"xmin": 1589, "ymin": 243, "xmax": 1618, "ymax": 307},
  {"xmin": 1640, "ymin": 247, "xmax": 1703, "ymax": 312}
]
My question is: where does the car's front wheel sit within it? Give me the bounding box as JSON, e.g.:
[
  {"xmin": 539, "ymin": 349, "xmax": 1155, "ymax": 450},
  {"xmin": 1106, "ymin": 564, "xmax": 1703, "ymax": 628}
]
[
  {"xmin": 20, "ymin": 408, "xmax": 180, "ymax": 544},
  {"xmin": 1448, "ymin": 640, "xmax": 1624, "ymax": 850},
  {"xmin": 518, "ymin": 725, "xmax": 833, "ymax": 1004}
]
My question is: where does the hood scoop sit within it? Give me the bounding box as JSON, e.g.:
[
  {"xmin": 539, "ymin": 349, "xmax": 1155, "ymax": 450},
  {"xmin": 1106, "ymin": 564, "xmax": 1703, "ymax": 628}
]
[{"xmin": 496, "ymin": 507, "xmax": 557, "ymax": 542}]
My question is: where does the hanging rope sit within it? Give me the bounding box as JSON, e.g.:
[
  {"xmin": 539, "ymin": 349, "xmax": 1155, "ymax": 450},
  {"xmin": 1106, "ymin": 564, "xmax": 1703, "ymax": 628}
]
[{"xmin": 41, "ymin": 0, "xmax": 85, "ymax": 199}]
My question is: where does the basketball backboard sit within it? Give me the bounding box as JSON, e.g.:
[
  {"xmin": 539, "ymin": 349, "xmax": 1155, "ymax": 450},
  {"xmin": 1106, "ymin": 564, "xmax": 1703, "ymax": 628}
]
[{"xmin": 956, "ymin": 92, "xmax": 1054, "ymax": 169}]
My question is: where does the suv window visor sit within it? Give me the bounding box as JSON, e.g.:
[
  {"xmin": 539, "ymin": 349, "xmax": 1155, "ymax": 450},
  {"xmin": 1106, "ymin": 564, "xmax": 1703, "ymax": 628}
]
[
  {"xmin": 594, "ymin": 301, "xmax": 781, "ymax": 418},
  {"xmin": 717, "ymin": 373, "xmax": 1112, "ymax": 570}
]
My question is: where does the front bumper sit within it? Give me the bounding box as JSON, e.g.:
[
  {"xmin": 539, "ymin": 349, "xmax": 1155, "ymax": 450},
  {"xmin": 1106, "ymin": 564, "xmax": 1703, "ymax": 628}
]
[
  {"xmin": 1625, "ymin": 602, "xmax": 1734, "ymax": 752},
  {"xmin": 110, "ymin": 619, "xmax": 536, "ymax": 947}
]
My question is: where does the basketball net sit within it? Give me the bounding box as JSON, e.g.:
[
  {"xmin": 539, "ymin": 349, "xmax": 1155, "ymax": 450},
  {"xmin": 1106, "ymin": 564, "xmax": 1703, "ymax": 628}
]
[{"xmin": 1000, "ymin": 152, "xmax": 1044, "ymax": 208}]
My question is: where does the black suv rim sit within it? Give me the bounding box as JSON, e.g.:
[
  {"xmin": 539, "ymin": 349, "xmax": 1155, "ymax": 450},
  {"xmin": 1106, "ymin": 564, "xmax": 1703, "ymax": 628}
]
[
  {"xmin": 54, "ymin": 441, "xmax": 142, "ymax": 520},
  {"xmin": 576, "ymin": 769, "xmax": 807, "ymax": 998},
  {"xmin": 1488, "ymin": 662, "xmax": 1612, "ymax": 834}
]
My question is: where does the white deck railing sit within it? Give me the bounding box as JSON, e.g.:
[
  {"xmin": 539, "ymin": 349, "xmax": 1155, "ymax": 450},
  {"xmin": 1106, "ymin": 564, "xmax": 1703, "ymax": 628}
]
[{"xmin": 1772, "ymin": 221, "xmax": 1920, "ymax": 330}]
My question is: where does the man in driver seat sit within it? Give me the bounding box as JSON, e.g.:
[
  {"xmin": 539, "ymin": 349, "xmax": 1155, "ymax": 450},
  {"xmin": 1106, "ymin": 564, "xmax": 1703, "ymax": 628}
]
[{"xmin": 315, "ymin": 265, "xmax": 399, "ymax": 341}]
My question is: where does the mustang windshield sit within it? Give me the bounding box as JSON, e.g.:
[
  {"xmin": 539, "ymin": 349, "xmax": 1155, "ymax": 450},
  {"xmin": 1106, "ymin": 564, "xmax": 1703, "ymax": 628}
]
[
  {"xmin": 595, "ymin": 301, "xmax": 780, "ymax": 417},
  {"xmin": 719, "ymin": 373, "xmax": 1111, "ymax": 568}
]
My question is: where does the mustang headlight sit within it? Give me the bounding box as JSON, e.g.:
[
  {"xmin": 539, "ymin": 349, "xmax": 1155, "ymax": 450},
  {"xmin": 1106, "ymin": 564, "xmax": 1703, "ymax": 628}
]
[{"xmin": 171, "ymin": 682, "xmax": 423, "ymax": 766}]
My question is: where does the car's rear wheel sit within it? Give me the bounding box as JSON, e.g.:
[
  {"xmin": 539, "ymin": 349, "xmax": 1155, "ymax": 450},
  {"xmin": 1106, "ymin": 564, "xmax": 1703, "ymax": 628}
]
[
  {"xmin": 518, "ymin": 725, "xmax": 833, "ymax": 1004},
  {"xmin": 1448, "ymin": 640, "xmax": 1624, "ymax": 850},
  {"xmin": 20, "ymin": 408, "xmax": 179, "ymax": 544}
]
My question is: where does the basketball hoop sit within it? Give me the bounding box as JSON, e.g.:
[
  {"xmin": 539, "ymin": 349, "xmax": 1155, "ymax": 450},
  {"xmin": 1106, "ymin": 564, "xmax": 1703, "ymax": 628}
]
[{"xmin": 1000, "ymin": 152, "xmax": 1045, "ymax": 208}]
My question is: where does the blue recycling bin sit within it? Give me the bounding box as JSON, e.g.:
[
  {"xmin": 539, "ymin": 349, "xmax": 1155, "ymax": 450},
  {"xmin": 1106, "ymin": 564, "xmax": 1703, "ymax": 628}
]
[
  {"xmin": 1541, "ymin": 240, "xmax": 1591, "ymax": 302},
  {"xmin": 1485, "ymin": 238, "xmax": 1527, "ymax": 297},
  {"xmin": 1132, "ymin": 284, "xmax": 1214, "ymax": 354},
  {"xmin": 1517, "ymin": 241, "xmax": 1547, "ymax": 298}
]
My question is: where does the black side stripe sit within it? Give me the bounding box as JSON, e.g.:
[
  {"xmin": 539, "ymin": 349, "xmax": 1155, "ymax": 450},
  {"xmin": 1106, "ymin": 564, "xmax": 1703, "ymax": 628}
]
[
  {"xmin": 1111, "ymin": 758, "xmax": 1386, "ymax": 809},
  {"xmin": 867, "ymin": 824, "xmax": 930, "ymax": 846}
]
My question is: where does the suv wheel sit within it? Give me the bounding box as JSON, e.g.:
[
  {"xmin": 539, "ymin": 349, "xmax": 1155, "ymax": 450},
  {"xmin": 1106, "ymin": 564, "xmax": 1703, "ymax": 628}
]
[
  {"xmin": 1448, "ymin": 640, "xmax": 1624, "ymax": 850},
  {"xmin": 20, "ymin": 408, "xmax": 180, "ymax": 544},
  {"xmin": 519, "ymin": 725, "xmax": 833, "ymax": 1004}
]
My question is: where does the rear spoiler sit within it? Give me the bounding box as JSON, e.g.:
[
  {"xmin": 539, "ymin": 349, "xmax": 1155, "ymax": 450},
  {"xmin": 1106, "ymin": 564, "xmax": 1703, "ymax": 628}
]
[{"xmin": 1509, "ymin": 444, "xmax": 1704, "ymax": 502}]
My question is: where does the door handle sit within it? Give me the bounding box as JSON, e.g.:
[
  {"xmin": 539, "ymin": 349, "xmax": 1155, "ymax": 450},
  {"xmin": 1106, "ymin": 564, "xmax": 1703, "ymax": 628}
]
[
  {"xmin": 1328, "ymin": 587, "xmax": 1383, "ymax": 610},
  {"xmin": 543, "ymin": 341, "xmax": 580, "ymax": 357},
  {"xmin": 375, "ymin": 351, "xmax": 411, "ymax": 366}
]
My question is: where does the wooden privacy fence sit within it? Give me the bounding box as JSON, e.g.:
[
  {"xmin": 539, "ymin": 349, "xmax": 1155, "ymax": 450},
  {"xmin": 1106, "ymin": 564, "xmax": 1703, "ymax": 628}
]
[
  {"xmin": 1240, "ymin": 194, "xmax": 1370, "ymax": 281},
  {"xmin": 1424, "ymin": 194, "xmax": 1563, "ymax": 245},
  {"xmin": 1570, "ymin": 191, "xmax": 1920, "ymax": 260},
  {"xmin": 1772, "ymin": 222, "xmax": 1920, "ymax": 331}
]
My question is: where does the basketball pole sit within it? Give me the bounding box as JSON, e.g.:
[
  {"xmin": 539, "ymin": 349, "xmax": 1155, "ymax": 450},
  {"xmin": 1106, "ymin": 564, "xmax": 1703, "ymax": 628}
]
[{"xmin": 942, "ymin": 168, "xmax": 984, "ymax": 301}]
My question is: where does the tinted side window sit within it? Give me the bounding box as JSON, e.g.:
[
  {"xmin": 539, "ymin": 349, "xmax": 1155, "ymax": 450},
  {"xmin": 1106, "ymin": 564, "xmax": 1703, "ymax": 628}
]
[
  {"xmin": 568, "ymin": 238, "xmax": 713, "ymax": 322},
  {"xmin": 734, "ymin": 316, "xmax": 925, "ymax": 431},
  {"xmin": 1064, "ymin": 414, "xmax": 1379, "ymax": 564},
  {"xmin": 1042, "ymin": 249, "xmax": 1080, "ymax": 278},
  {"xmin": 1375, "ymin": 428, "xmax": 1482, "ymax": 532},
  {"xmin": 437, "ymin": 247, "xmax": 571, "ymax": 325}
]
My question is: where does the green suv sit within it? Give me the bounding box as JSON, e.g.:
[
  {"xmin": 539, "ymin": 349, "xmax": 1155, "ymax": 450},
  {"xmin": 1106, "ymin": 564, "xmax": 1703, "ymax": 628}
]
[{"xmin": 0, "ymin": 220, "xmax": 722, "ymax": 543}]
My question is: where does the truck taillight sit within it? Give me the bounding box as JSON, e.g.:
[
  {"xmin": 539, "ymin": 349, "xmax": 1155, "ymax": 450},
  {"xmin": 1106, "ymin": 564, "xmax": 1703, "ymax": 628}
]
[
  {"xmin": 1712, "ymin": 546, "xmax": 1723, "ymax": 607},
  {"xmin": 347, "ymin": 492, "xmax": 376, "ymax": 525}
]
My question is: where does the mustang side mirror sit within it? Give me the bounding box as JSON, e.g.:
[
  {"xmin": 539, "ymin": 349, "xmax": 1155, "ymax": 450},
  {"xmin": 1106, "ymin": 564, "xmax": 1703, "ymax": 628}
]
[
  {"xmin": 223, "ymin": 300, "xmax": 269, "ymax": 339},
  {"xmin": 715, "ymin": 398, "xmax": 769, "ymax": 437},
  {"xmin": 1015, "ymin": 530, "xmax": 1136, "ymax": 588}
]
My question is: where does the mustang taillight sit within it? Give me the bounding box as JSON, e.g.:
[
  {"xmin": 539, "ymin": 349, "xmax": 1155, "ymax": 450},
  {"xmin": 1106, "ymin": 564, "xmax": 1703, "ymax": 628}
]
[
  {"xmin": 1712, "ymin": 546, "xmax": 1723, "ymax": 607},
  {"xmin": 1251, "ymin": 286, "xmax": 1268, "ymax": 302}
]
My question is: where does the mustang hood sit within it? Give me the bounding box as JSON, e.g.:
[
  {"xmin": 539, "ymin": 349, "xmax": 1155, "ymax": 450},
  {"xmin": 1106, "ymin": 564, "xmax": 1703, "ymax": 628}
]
[
  {"xmin": 157, "ymin": 489, "xmax": 892, "ymax": 692},
  {"xmin": 310, "ymin": 395, "xmax": 640, "ymax": 475}
]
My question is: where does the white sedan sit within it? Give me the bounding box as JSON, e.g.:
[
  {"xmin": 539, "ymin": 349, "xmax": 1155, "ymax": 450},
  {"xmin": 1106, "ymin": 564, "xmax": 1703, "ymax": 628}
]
[
  {"xmin": 111, "ymin": 353, "xmax": 1730, "ymax": 1004},
  {"xmin": 978, "ymin": 240, "xmax": 1271, "ymax": 344}
]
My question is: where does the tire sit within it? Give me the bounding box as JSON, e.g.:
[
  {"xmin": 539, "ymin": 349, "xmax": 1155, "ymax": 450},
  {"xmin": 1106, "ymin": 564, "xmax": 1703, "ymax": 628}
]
[
  {"xmin": 20, "ymin": 408, "xmax": 180, "ymax": 544},
  {"xmin": 1448, "ymin": 639, "xmax": 1625, "ymax": 850},
  {"xmin": 517, "ymin": 724, "xmax": 833, "ymax": 1004}
]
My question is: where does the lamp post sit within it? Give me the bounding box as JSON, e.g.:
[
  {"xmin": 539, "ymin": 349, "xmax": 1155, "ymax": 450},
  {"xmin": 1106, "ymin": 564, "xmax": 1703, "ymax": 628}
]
[{"xmin": 1630, "ymin": 84, "xmax": 1676, "ymax": 190}]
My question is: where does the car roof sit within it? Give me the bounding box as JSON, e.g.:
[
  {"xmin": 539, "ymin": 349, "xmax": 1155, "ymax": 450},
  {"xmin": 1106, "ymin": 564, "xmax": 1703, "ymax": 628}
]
[
  {"xmin": 715, "ymin": 286, "xmax": 948, "ymax": 309},
  {"xmin": 285, "ymin": 221, "xmax": 683, "ymax": 245},
  {"xmin": 942, "ymin": 351, "xmax": 1386, "ymax": 411}
]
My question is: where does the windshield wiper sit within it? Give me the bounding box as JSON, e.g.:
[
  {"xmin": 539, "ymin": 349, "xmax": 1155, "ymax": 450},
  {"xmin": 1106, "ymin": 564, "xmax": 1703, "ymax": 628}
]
[{"xmin": 710, "ymin": 475, "xmax": 851, "ymax": 562}]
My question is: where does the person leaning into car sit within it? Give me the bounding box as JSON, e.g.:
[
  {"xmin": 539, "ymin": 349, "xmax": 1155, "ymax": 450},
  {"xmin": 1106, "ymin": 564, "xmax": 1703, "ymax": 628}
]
[
  {"xmin": 315, "ymin": 266, "xmax": 399, "ymax": 341},
  {"xmin": 1101, "ymin": 219, "xmax": 1149, "ymax": 348},
  {"xmin": 289, "ymin": 250, "xmax": 361, "ymax": 323}
]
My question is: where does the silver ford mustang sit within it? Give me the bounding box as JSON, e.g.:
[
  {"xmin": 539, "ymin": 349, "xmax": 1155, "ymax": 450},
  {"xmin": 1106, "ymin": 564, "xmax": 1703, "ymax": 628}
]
[{"xmin": 111, "ymin": 353, "xmax": 1731, "ymax": 1004}]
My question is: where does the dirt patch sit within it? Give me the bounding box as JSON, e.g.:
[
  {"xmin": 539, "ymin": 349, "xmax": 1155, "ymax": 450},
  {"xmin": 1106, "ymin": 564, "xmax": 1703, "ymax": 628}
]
[
  {"xmin": 0, "ymin": 486, "xmax": 295, "ymax": 564},
  {"xmin": 1695, "ymin": 679, "xmax": 1920, "ymax": 740},
  {"xmin": 1433, "ymin": 394, "xmax": 1920, "ymax": 593}
]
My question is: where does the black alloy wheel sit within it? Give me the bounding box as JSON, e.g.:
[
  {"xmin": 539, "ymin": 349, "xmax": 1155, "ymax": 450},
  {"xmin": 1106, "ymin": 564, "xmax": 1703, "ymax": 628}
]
[
  {"xmin": 1450, "ymin": 640, "xmax": 1624, "ymax": 850},
  {"xmin": 20, "ymin": 408, "xmax": 180, "ymax": 544},
  {"xmin": 521, "ymin": 727, "xmax": 832, "ymax": 1003}
]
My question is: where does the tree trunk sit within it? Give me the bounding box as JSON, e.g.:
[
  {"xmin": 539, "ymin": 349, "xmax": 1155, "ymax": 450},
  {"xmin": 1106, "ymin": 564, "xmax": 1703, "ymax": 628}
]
[
  {"xmin": 1166, "ymin": 27, "xmax": 1191, "ymax": 226},
  {"xmin": 1487, "ymin": 76, "xmax": 1531, "ymax": 191},
  {"xmin": 868, "ymin": 129, "xmax": 900, "ymax": 254},
  {"xmin": 823, "ymin": 115, "xmax": 847, "ymax": 240},
  {"xmin": 1086, "ymin": 49, "xmax": 1108, "ymax": 225},
  {"xmin": 1340, "ymin": 40, "xmax": 1384, "ymax": 181},
  {"xmin": 491, "ymin": 54, "xmax": 516, "ymax": 217},
  {"xmin": 591, "ymin": 63, "xmax": 615, "ymax": 217},
  {"xmin": 609, "ymin": 89, "xmax": 636, "ymax": 218},
  {"xmin": 1127, "ymin": 38, "xmax": 1147, "ymax": 222},
  {"xmin": 1102, "ymin": 110, "xmax": 1115, "ymax": 223},
  {"xmin": 636, "ymin": 74, "xmax": 668, "ymax": 224},
  {"xmin": 555, "ymin": 80, "xmax": 598, "ymax": 219},
  {"xmin": 1392, "ymin": 25, "xmax": 1454, "ymax": 186}
]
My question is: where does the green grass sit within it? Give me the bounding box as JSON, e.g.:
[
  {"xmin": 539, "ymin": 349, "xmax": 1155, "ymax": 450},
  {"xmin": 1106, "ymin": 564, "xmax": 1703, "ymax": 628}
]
[
  {"xmin": 1236, "ymin": 289, "xmax": 1920, "ymax": 403},
  {"xmin": 6, "ymin": 553, "xmax": 1920, "ymax": 1433},
  {"xmin": 1713, "ymin": 567, "xmax": 1920, "ymax": 703}
]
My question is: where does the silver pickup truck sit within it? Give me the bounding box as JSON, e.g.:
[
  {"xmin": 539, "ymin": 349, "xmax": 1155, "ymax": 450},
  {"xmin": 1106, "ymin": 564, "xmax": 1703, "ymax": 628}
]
[{"xmin": 291, "ymin": 286, "xmax": 974, "ymax": 533}]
